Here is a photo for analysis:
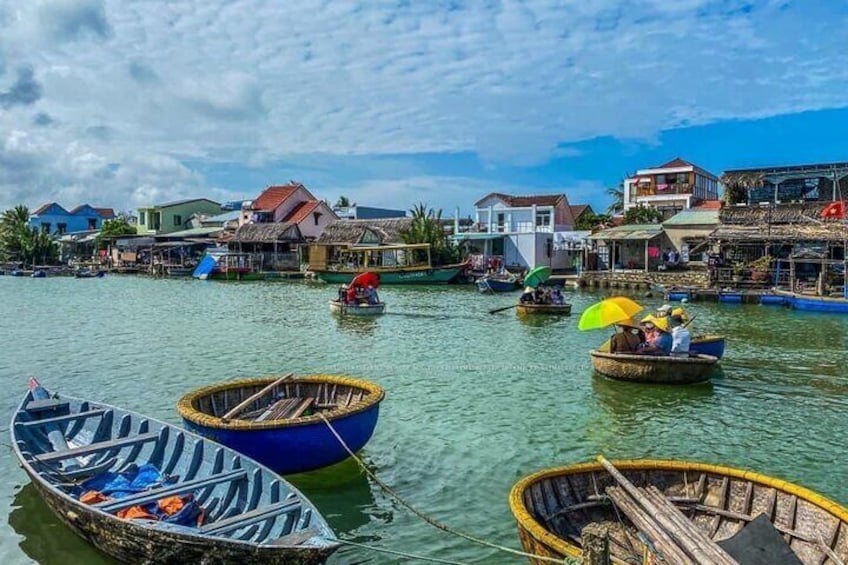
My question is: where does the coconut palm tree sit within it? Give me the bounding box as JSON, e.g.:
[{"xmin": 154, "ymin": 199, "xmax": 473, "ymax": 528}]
[
  {"xmin": 401, "ymin": 202, "xmax": 458, "ymax": 265},
  {"xmin": 605, "ymin": 185, "xmax": 625, "ymax": 215}
]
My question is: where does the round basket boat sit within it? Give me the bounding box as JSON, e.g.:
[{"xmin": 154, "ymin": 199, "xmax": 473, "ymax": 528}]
[
  {"xmin": 516, "ymin": 303, "xmax": 572, "ymax": 315},
  {"xmin": 177, "ymin": 375, "xmax": 385, "ymax": 474},
  {"xmin": 328, "ymin": 299, "xmax": 385, "ymax": 316},
  {"xmin": 690, "ymin": 334, "xmax": 726, "ymax": 359},
  {"xmin": 590, "ymin": 350, "xmax": 718, "ymax": 384},
  {"xmin": 510, "ymin": 459, "xmax": 848, "ymax": 565}
]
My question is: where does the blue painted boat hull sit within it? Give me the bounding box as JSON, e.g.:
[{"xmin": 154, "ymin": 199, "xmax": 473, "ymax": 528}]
[
  {"xmin": 759, "ymin": 294, "xmax": 786, "ymax": 305},
  {"xmin": 792, "ymin": 296, "xmax": 848, "ymax": 313},
  {"xmin": 718, "ymin": 293, "xmax": 743, "ymax": 304},
  {"xmin": 477, "ymin": 277, "xmax": 519, "ymax": 293},
  {"xmin": 178, "ymin": 376, "xmax": 384, "ymax": 475},
  {"xmin": 667, "ymin": 292, "xmax": 690, "ymax": 301},
  {"xmin": 690, "ymin": 336, "xmax": 725, "ymax": 359}
]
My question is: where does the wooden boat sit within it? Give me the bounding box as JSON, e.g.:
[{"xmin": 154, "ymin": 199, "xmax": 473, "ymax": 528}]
[
  {"xmin": 476, "ymin": 275, "xmax": 520, "ymax": 293},
  {"xmin": 310, "ymin": 243, "xmax": 468, "ymax": 285},
  {"xmin": 774, "ymin": 289, "xmax": 848, "ymax": 313},
  {"xmin": 328, "ymin": 299, "xmax": 385, "ymax": 316},
  {"xmin": 590, "ymin": 350, "xmax": 718, "ymax": 384},
  {"xmin": 178, "ymin": 375, "xmax": 384, "ymax": 475},
  {"xmin": 11, "ymin": 379, "xmax": 339, "ymax": 564},
  {"xmin": 690, "ymin": 334, "xmax": 726, "ymax": 359},
  {"xmin": 74, "ymin": 269, "xmax": 105, "ymax": 279},
  {"xmin": 31, "ymin": 270, "xmax": 47, "ymax": 278},
  {"xmin": 510, "ymin": 458, "xmax": 848, "ymax": 565},
  {"xmin": 516, "ymin": 303, "xmax": 572, "ymax": 315}
]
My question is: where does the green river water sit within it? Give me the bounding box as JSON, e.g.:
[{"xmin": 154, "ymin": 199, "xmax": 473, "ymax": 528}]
[{"xmin": 1, "ymin": 276, "xmax": 847, "ymax": 564}]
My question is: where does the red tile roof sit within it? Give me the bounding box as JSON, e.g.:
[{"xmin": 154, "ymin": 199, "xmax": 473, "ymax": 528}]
[
  {"xmin": 693, "ymin": 200, "xmax": 722, "ymax": 210},
  {"xmin": 570, "ymin": 204, "xmax": 591, "ymax": 218},
  {"xmin": 658, "ymin": 157, "xmax": 693, "ymax": 169},
  {"xmin": 282, "ymin": 200, "xmax": 322, "ymax": 224},
  {"xmin": 95, "ymin": 207, "xmax": 116, "ymax": 218},
  {"xmin": 250, "ymin": 182, "xmax": 315, "ymax": 211}
]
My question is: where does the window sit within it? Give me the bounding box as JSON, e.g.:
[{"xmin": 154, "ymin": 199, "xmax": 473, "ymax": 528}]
[
  {"xmin": 88, "ymin": 218, "xmax": 97, "ymax": 230},
  {"xmin": 496, "ymin": 212, "xmax": 506, "ymax": 232},
  {"xmin": 139, "ymin": 211, "xmax": 146, "ymax": 224},
  {"xmin": 313, "ymin": 212, "xmax": 322, "ymax": 226},
  {"xmin": 655, "ymin": 174, "xmax": 666, "ymax": 185},
  {"xmin": 41, "ymin": 223, "xmax": 51, "ymax": 233},
  {"xmin": 676, "ymin": 173, "xmax": 688, "ymax": 184},
  {"xmin": 152, "ymin": 212, "xmax": 161, "ymax": 230},
  {"xmin": 173, "ymin": 215, "xmax": 182, "ymax": 227},
  {"xmin": 536, "ymin": 210, "xmax": 552, "ymax": 228},
  {"xmin": 57, "ymin": 223, "xmax": 67, "ymax": 235}
]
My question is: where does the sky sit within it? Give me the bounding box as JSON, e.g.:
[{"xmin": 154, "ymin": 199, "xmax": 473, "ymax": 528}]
[{"xmin": 2, "ymin": 0, "xmax": 848, "ymax": 217}]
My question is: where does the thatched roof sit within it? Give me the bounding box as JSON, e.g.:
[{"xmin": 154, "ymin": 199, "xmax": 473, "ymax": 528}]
[
  {"xmin": 317, "ymin": 218, "xmax": 414, "ymax": 245},
  {"xmin": 229, "ymin": 223, "xmax": 301, "ymax": 243},
  {"xmin": 710, "ymin": 223, "xmax": 848, "ymax": 243},
  {"xmin": 719, "ymin": 202, "xmax": 829, "ymax": 225}
]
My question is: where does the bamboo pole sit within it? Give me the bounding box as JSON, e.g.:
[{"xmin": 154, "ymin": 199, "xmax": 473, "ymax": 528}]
[
  {"xmin": 598, "ymin": 457, "xmax": 737, "ymax": 565},
  {"xmin": 221, "ymin": 373, "xmax": 294, "ymax": 422}
]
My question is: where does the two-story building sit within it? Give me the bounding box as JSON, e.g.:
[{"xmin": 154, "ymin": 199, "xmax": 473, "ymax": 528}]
[
  {"xmin": 623, "ymin": 158, "xmax": 720, "ymax": 218},
  {"xmin": 453, "ymin": 192, "xmax": 579, "ymax": 271},
  {"xmin": 239, "ymin": 182, "xmax": 336, "ymax": 240},
  {"xmin": 29, "ymin": 203, "xmax": 115, "ymax": 235},
  {"xmin": 136, "ymin": 198, "xmax": 222, "ymax": 235}
]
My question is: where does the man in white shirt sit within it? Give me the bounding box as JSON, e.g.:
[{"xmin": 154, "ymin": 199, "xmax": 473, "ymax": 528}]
[{"xmin": 669, "ymin": 314, "xmax": 690, "ymax": 357}]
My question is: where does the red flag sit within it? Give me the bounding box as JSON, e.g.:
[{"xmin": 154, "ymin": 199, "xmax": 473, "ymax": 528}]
[{"xmin": 821, "ymin": 201, "xmax": 846, "ymax": 220}]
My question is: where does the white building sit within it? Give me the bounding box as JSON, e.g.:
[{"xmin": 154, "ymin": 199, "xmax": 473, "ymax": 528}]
[
  {"xmin": 453, "ymin": 192, "xmax": 588, "ymax": 271},
  {"xmin": 623, "ymin": 158, "xmax": 720, "ymax": 218}
]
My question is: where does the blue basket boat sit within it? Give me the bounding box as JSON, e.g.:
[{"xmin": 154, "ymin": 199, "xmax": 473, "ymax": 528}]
[
  {"xmin": 476, "ymin": 275, "xmax": 520, "ymax": 293},
  {"xmin": 178, "ymin": 375, "xmax": 384, "ymax": 475},
  {"xmin": 689, "ymin": 334, "xmax": 726, "ymax": 359},
  {"xmin": 10, "ymin": 379, "xmax": 338, "ymax": 564}
]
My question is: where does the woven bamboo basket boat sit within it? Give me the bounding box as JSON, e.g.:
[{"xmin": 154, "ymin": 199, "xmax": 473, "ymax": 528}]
[
  {"xmin": 590, "ymin": 350, "xmax": 717, "ymax": 384},
  {"xmin": 510, "ymin": 459, "xmax": 848, "ymax": 565},
  {"xmin": 328, "ymin": 299, "xmax": 385, "ymax": 316},
  {"xmin": 516, "ymin": 303, "xmax": 572, "ymax": 315}
]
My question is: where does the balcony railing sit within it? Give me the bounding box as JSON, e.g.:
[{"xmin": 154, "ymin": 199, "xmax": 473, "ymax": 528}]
[
  {"xmin": 636, "ymin": 183, "xmax": 693, "ymax": 197},
  {"xmin": 480, "ymin": 222, "xmax": 553, "ymax": 234}
]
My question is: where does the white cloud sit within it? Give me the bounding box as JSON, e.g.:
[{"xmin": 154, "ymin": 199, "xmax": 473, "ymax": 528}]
[{"xmin": 0, "ymin": 0, "xmax": 847, "ymax": 209}]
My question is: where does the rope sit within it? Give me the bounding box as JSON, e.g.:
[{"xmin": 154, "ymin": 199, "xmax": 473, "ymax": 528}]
[
  {"xmin": 335, "ymin": 538, "xmax": 472, "ymax": 564},
  {"xmin": 318, "ymin": 413, "xmax": 575, "ymax": 565}
]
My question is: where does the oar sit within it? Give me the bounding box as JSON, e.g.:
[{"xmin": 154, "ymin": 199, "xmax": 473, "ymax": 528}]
[
  {"xmin": 489, "ymin": 304, "xmax": 518, "ymax": 314},
  {"xmin": 221, "ymin": 373, "xmax": 294, "ymax": 422},
  {"xmin": 682, "ymin": 314, "xmax": 697, "ymax": 328}
]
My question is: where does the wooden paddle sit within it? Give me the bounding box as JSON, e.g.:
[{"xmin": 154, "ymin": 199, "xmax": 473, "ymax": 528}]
[
  {"xmin": 682, "ymin": 314, "xmax": 697, "ymax": 328},
  {"xmin": 488, "ymin": 304, "xmax": 518, "ymax": 314},
  {"xmin": 221, "ymin": 372, "xmax": 294, "ymax": 422}
]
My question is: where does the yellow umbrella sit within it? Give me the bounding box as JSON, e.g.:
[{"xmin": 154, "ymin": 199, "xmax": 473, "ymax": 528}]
[{"xmin": 578, "ymin": 297, "xmax": 645, "ymax": 331}]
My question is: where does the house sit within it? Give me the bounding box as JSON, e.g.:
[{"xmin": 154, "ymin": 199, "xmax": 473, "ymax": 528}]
[
  {"xmin": 228, "ymin": 223, "xmax": 304, "ymax": 271},
  {"xmin": 569, "ymin": 204, "xmax": 595, "ymax": 227},
  {"xmin": 661, "ymin": 202, "xmax": 721, "ymax": 263},
  {"xmin": 452, "ymin": 192, "xmax": 579, "ymax": 271},
  {"xmin": 28, "ymin": 203, "xmax": 115, "ymax": 235},
  {"xmin": 308, "ymin": 218, "xmax": 414, "ymax": 270},
  {"xmin": 333, "ymin": 204, "xmax": 407, "ymax": 220},
  {"xmin": 239, "ymin": 182, "xmax": 337, "ymax": 240},
  {"xmin": 623, "ymin": 158, "xmax": 720, "ymax": 218},
  {"xmin": 136, "ymin": 199, "xmax": 221, "ymax": 235},
  {"xmin": 585, "ymin": 224, "xmax": 674, "ymax": 272}
]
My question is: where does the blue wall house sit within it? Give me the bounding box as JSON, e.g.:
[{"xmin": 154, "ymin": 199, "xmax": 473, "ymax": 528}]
[{"xmin": 29, "ymin": 203, "xmax": 116, "ymax": 235}]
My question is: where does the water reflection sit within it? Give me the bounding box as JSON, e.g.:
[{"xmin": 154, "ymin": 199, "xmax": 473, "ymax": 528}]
[
  {"xmin": 516, "ymin": 313, "xmax": 570, "ymax": 328},
  {"xmin": 9, "ymin": 483, "xmax": 114, "ymax": 565},
  {"xmin": 334, "ymin": 315, "xmax": 379, "ymax": 335}
]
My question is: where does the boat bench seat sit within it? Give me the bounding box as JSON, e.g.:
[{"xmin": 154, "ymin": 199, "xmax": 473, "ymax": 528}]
[
  {"xmin": 21, "ymin": 408, "xmax": 110, "ymax": 428},
  {"xmin": 25, "ymin": 398, "xmax": 70, "ymax": 414},
  {"xmin": 34, "ymin": 431, "xmax": 160, "ymax": 463},
  {"xmin": 201, "ymin": 499, "xmax": 301, "ymax": 536},
  {"xmin": 98, "ymin": 468, "xmax": 248, "ymax": 513}
]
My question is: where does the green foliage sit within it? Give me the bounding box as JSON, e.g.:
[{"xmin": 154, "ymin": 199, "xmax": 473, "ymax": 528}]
[
  {"xmin": 575, "ymin": 212, "xmax": 612, "ymax": 231},
  {"xmin": 722, "ymin": 183, "xmax": 747, "ymax": 205},
  {"xmin": 401, "ymin": 202, "xmax": 461, "ymax": 265},
  {"xmin": 623, "ymin": 205, "xmax": 664, "ymax": 225},
  {"xmin": 335, "ymin": 196, "xmax": 350, "ymax": 208},
  {"xmin": 0, "ymin": 205, "xmax": 58, "ymax": 265},
  {"xmin": 95, "ymin": 216, "xmax": 137, "ymax": 250}
]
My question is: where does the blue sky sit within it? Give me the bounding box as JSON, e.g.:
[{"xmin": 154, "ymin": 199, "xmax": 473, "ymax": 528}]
[{"xmin": 1, "ymin": 0, "xmax": 848, "ymax": 216}]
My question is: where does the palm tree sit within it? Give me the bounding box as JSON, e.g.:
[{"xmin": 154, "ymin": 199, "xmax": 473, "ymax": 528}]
[
  {"xmin": 401, "ymin": 202, "xmax": 458, "ymax": 265},
  {"xmin": 605, "ymin": 185, "xmax": 625, "ymax": 215}
]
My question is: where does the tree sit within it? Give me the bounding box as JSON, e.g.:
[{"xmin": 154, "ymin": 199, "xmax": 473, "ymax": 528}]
[
  {"xmin": 605, "ymin": 185, "xmax": 625, "ymax": 215},
  {"xmin": 575, "ymin": 212, "xmax": 612, "ymax": 231},
  {"xmin": 623, "ymin": 205, "xmax": 664, "ymax": 225},
  {"xmin": 95, "ymin": 216, "xmax": 137, "ymax": 250},
  {"xmin": 0, "ymin": 205, "xmax": 58, "ymax": 266},
  {"xmin": 334, "ymin": 196, "xmax": 350, "ymax": 208},
  {"xmin": 401, "ymin": 202, "xmax": 460, "ymax": 265}
]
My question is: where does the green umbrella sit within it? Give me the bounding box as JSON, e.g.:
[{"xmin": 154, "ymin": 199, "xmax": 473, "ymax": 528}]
[{"xmin": 523, "ymin": 266, "xmax": 552, "ymax": 289}]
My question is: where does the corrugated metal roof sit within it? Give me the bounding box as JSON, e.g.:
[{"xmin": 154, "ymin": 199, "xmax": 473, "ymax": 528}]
[
  {"xmin": 663, "ymin": 209, "xmax": 719, "ymax": 226},
  {"xmin": 154, "ymin": 227, "xmax": 223, "ymax": 238},
  {"xmin": 587, "ymin": 224, "xmax": 663, "ymax": 241}
]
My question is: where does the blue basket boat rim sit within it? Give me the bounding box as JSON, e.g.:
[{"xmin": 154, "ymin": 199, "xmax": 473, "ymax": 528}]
[{"xmin": 177, "ymin": 374, "xmax": 385, "ymax": 431}]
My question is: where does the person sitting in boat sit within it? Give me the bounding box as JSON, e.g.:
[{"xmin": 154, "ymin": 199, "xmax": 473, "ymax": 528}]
[
  {"xmin": 551, "ymin": 288, "xmax": 564, "ymax": 305},
  {"xmin": 337, "ymin": 284, "xmax": 348, "ymax": 302},
  {"xmin": 346, "ymin": 284, "xmax": 358, "ymax": 305},
  {"xmin": 610, "ymin": 318, "xmax": 643, "ymax": 353},
  {"xmin": 533, "ymin": 286, "xmax": 546, "ymax": 304},
  {"xmin": 668, "ymin": 314, "xmax": 691, "ymax": 357},
  {"xmin": 655, "ymin": 304, "xmax": 672, "ymax": 318},
  {"xmin": 520, "ymin": 287, "xmax": 534, "ymax": 304},
  {"xmin": 636, "ymin": 317, "xmax": 672, "ymax": 355},
  {"xmin": 366, "ymin": 285, "xmax": 379, "ymax": 305}
]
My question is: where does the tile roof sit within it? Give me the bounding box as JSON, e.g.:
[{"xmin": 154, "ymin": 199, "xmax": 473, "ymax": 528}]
[
  {"xmin": 250, "ymin": 182, "xmax": 314, "ymax": 211},
  {"xmin": 570, "ymin": 204, "xmax": 591, "ymax": 218},
  {"xmin": 657, "ymin": 157, "xmax": 693, "ymax": 169},
  {"xmin": 693, "ymin": 200, "xmax": 722, "ymax": 210},
  {"xmin": 282, "ymin": 200, "xmax": 322, "ymax": 224},
  {"xmin": 95, "ymin": 207, "xmax": 116, "ymax": 218}
]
